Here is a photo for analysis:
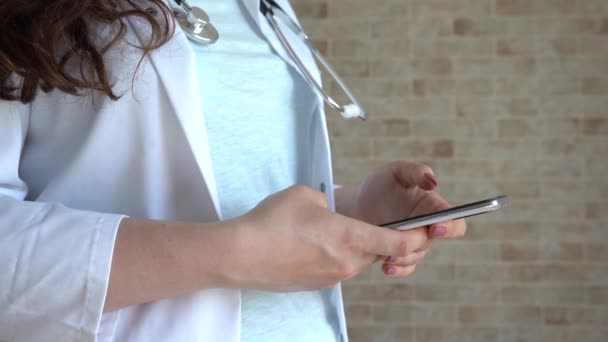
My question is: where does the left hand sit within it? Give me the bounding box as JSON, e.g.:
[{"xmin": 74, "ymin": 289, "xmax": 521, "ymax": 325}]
[{"xmin": 335, "ymin": 161, "xmax": 467, "ymax": 278}]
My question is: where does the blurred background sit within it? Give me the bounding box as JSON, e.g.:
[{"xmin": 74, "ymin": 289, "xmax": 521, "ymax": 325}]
[{"xmin": 294, "ymin": 0, "xmax": 607, "ymax": 341}]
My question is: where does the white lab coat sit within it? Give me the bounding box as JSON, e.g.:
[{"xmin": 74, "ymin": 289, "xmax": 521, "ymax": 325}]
[{"xmin": 0, "ymin": 0, "xmax": 348, "ymax": 341}]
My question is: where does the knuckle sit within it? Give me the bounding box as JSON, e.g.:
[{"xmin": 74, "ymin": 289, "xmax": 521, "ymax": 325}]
[{"xmin": 337, "ymin": 262, "xmax": 358, "ymax": 280}]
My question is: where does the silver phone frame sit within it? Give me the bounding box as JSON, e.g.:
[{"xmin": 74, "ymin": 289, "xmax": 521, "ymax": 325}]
[{"xmin": 381, "ymin": 195, "xmax": 510, "ymax": 231}]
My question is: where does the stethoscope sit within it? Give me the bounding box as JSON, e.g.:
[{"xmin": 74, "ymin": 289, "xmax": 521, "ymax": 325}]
[{"xmin": 171, "ymin": 0, "xmax": 367, "ymax": 120}]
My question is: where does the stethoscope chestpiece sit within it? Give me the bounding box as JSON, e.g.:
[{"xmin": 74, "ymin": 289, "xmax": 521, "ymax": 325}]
[{"xmin": 172, "ymin": 0, "xmax": 219, "ymax": 45}]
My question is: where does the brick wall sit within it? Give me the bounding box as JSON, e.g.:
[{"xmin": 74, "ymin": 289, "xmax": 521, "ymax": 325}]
[{"xmin": 294, "ymin": 0, "xmax": 608, "ymax": 341}]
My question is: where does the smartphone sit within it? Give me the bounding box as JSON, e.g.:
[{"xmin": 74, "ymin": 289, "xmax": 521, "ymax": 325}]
[{"xmin": 380, "ymin": 195, "xmax": 510, "ymax": 231}]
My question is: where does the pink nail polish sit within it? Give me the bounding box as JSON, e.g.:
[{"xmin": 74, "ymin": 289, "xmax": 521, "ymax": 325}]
[
  {"xmin": 424, "ymin": 173, "xmax": 438, "ymax": 187},
  {"xmin": 385, "ymin": 266, "xmax": 396, "ymax": 275},
  {"xmin": 385, "ymin": 256, "xmax": 396, "ymax": 263},
  {"xmin": 432, "ymin": 226, "xmax": 447, "ymax": 238}
]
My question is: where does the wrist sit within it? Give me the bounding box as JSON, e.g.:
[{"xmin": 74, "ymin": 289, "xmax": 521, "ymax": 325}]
[{"xmin": 199, "ymin": 216, "xmax": 257, "ymax": 289}]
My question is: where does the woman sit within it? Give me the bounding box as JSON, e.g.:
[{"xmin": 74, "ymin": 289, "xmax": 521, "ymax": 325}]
[{"xmin": 0, "ymin": 0, "xmax": 466, "ymax": 341}]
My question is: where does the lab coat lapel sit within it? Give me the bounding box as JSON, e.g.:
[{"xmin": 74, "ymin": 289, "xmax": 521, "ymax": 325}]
[{"xmin": 125, "ymin": 8, "xmax": 222, "ymax": 220}]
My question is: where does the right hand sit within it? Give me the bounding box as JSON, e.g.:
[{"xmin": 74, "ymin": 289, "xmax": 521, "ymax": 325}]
[{"xmin": 224, "ymin": 185, "xmax": 430, "ymax": 292}]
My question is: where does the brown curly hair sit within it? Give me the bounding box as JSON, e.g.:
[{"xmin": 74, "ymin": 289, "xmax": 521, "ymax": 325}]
[{"xmin": 0, "ymin": 0, "xmax": 174, "ymax": 103}]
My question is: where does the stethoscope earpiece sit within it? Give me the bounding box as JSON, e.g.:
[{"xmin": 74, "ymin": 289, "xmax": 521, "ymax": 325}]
[{"xmin": 172, "ymin": 0, "xmax": 219, "ymax": 45}]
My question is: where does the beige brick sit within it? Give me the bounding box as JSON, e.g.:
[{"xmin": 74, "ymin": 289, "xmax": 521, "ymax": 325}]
[
  {"xmin": 370, "ymin": 18, "xmax": 408, "ymax": 38},
  {"xmin": 536, "ymin": 17, "xmax": 603, "ymax": 35},
  {"xmin": 540, "ymin": 139, "xmax": 585, "ymax": 157},
  {"xmin": 327, "ymin": 58, "xmax": 369, "ymax": 77},
  {"xmin": 496, "ymin": 0, "xmax": 534, "ymax": 15},
  {"xmin": 371, "ymin": 139, "xmax": 432, "ymax": 159},
  {"xmin": 372, "ymin": 38, "xmax": 410, "ymax": 57},
  {"xmin": 586, "ymin": 286, "xmax": 608, "ymax": 304},
  {"xmin": 328, "ymin": 0, "xmax": 408, "ymax": 18},
  {"xmin": 411, "ymin": 0, "xmax": 492, "ymax": 16},
  {"xmin": 501, "ymin": 242, "xmax": 539, "ymax": 262},
  {"xmin": 582, "ymin": 95, "xmax": 608, "ymax": 117},
  {"xmin": 292, "ymin": 1, "xmax": 328, "ymax": 19},
  {"xmin": 411, "ymin": 118, "xmax": 495, "ymax": 137},
  {"xmin": 538, "ymin": 159, "xmax": 583, "ymax": 178},
  {"xmin": 541, "ymin": 118, "xmax": 581, "ymax": 137},
  {"xmin": 361, "ymin": 118, "xmax": 410, "ymax": 137},
  {"xmin": 456, "ymin": 284, "xmax": 501, "ymax": 303},
  {"xmin": 303, "ymin": 18, "xmax": 370, "ymax": 38},
  {"xmin": 415, "ymin": 283, "xmax": 459, "ymax": 302},
  {"xmin": 345, "ymin": 304, "xmax": 372, "ymax": 323},
  {"xmin": 425, "ymin": 241, "xmax": 499, "ymax": 263},
  {"xmin": 502, "ymin": 285, "xmax": 585, "ymax": 305},
  {"xmin": 332, "ymin": 138, "xmax": 372, "ymax": 158},
  {"xmin": 347, "ymin": 325, "xmax": 396, "ymax": 342},
  {"xmin": 540, "ymin": 242, "xmax": 584, "ymax": 261},
  {"xmin": 455, "ymin": 139, "xmax": 538, "ymax": 159},
  {"xmin": 537, "ymin": 38, "xmax": 577, "ymax": 56},
  {"xmin": 587, "ymin": 157, "xmax": 606, "ymax": 178},
  {"xmin": 458, "ymin": 305, "xmax": 500, "ymax": 325},
  {"xmin": 413, "ymin": 78, "xmax": 494, "ymax": 97},
  {"xmin": 540, "ymin": 222, "xmax": 605, "ymax": 243},
  {"xmin": 430, "ymin": 159, "xmax": 495, "ymax": 179},
  {"xmin": 453, "ymin": 57, "xmax": 536, "ymax": 77},
  {"xmin": 410, "ymin": 38, "xmax": 495, "ymax": 57},
  {"xmin": 505, "ymin": 265, "xmax": 545, "ymax": 282},
  {"xmin": 408, "ymin": 17, "xmax": 453, "ymax": 37},
  {"xmin": 330, "ymin": 39, "xmax": 375, "ymax": 57},
  {"xmin": 456, "ymin": 264, "xmax": 506, "ymax": 282},
  {"xmin": 410, "ymin": 58, "xmax": 453, "ymax": 77},
  {"xmin": 453, "ymin": 17, "xmax": 508, "ymax": 36},
  {"xmin": 432, "ymin": 139, "xmax": 454, "ymax": 158},
  {"xmin": 586, "ymin": 202, "xmax": 608, "ymax": 220},
  {"xmin": 497, "ymin": 37, "xmax": 535, "ymax": 56},
  {"xmin": 582, "ymin": 118, "xmax": 608, "ymax": 135},
  {"xmin": 495, "ymin": 160, "xmax": 539, "ymax": 181},
  {"xmin": 404, "ymin": 264, "xmax": 455, "ymax": 283},
  {"xmin": 503, "ymin": 306, "xmax": 542, "ymax": 325},
  {"xmin": 416, "ymin": 326, "xmax": 499, "ymax": 341},
  {"xmin": 342, "ymin": 284, "xmax": 414, "ymax": 302},
  {"xmin": 495, "ymin": 78, "xmax": 540, "ymax": 97},
  {"xmin": 585, "ymin": 244, "xmax": 608, "ymax": 263},
  {"xmin": 544, "ymin": 306, "xmax": 608, "ymax": 326},
  {"xmin": 540, "ymin": 95, "xmax": 585, "ymax": 117},
  {"xmin": 371, "ymin": 304, "xmax": 412, "ymax": 322},
  {"xmin": 540, "ymin": 180, "xmax": 587, "ymax": 200},
  {"xmin": 534, "ymin": 0, "xmax": 576, "ymax": 14},
  {"xmin": 498, "ymin": 119, "xmax": 539, "ymax": 137},
  {"xmin": 578, "ymin": 0, "xmax": 608, "ymax": 13},
  {"xmin": 310, "ymin": 40, "xmax": 329, "ymax": 57},
  {"xmin": 497, "ymin": 17, "xmax": 537, "ymax": 35},
  {"xmin": 456, "ymin": 98, "xmax": 497, "ymax": 118},
  {"xmin": 544, "ymin": 264, "xmax": 586, "ymax": 283},
  {"xmin": 368, "ymin": 60, "xmax": 408, "ymax": 78},
  {"xmin": 582, "ymin": 78, "xmax": 608, "ymax": 95}
]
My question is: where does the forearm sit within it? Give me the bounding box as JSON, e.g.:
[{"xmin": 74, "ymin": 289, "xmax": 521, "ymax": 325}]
[
  {"xmin": 104, "ymin": 218, "xmax": 237, "ymax": 312},
  {"xmin": 333, "ymin": 184, "xmax": 359, "ymax": 218}
]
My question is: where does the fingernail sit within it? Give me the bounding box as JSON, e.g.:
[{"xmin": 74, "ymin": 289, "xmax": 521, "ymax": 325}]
[
  {"xmin": 384, "ymin": 266, "xmax": 396, "ymax": 275},
  {"xmin": 432, "ymin": 226, "xmax": 447, "ymax": 238},
  {"xmin": 424, "ymin": 173, "xmax": 438, "ymax": 187},
  {"xmin": 385, "ymin": 256, "xmax": 397, "ymax": 263}
]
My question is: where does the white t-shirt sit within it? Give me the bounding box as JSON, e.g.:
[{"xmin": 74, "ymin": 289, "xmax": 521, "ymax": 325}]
[{"xmin": 190, "ymin": 0, "xmax": 341, "ymax": 341}]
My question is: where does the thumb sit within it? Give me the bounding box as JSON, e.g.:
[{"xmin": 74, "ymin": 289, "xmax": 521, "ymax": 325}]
[
  {"xmin": 391, "ymin": 161, "xmax": 437, "ymax": 191},
  {"xmin": 354, "ymin": 219, "xmax": 409, "ymax": 257}
]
